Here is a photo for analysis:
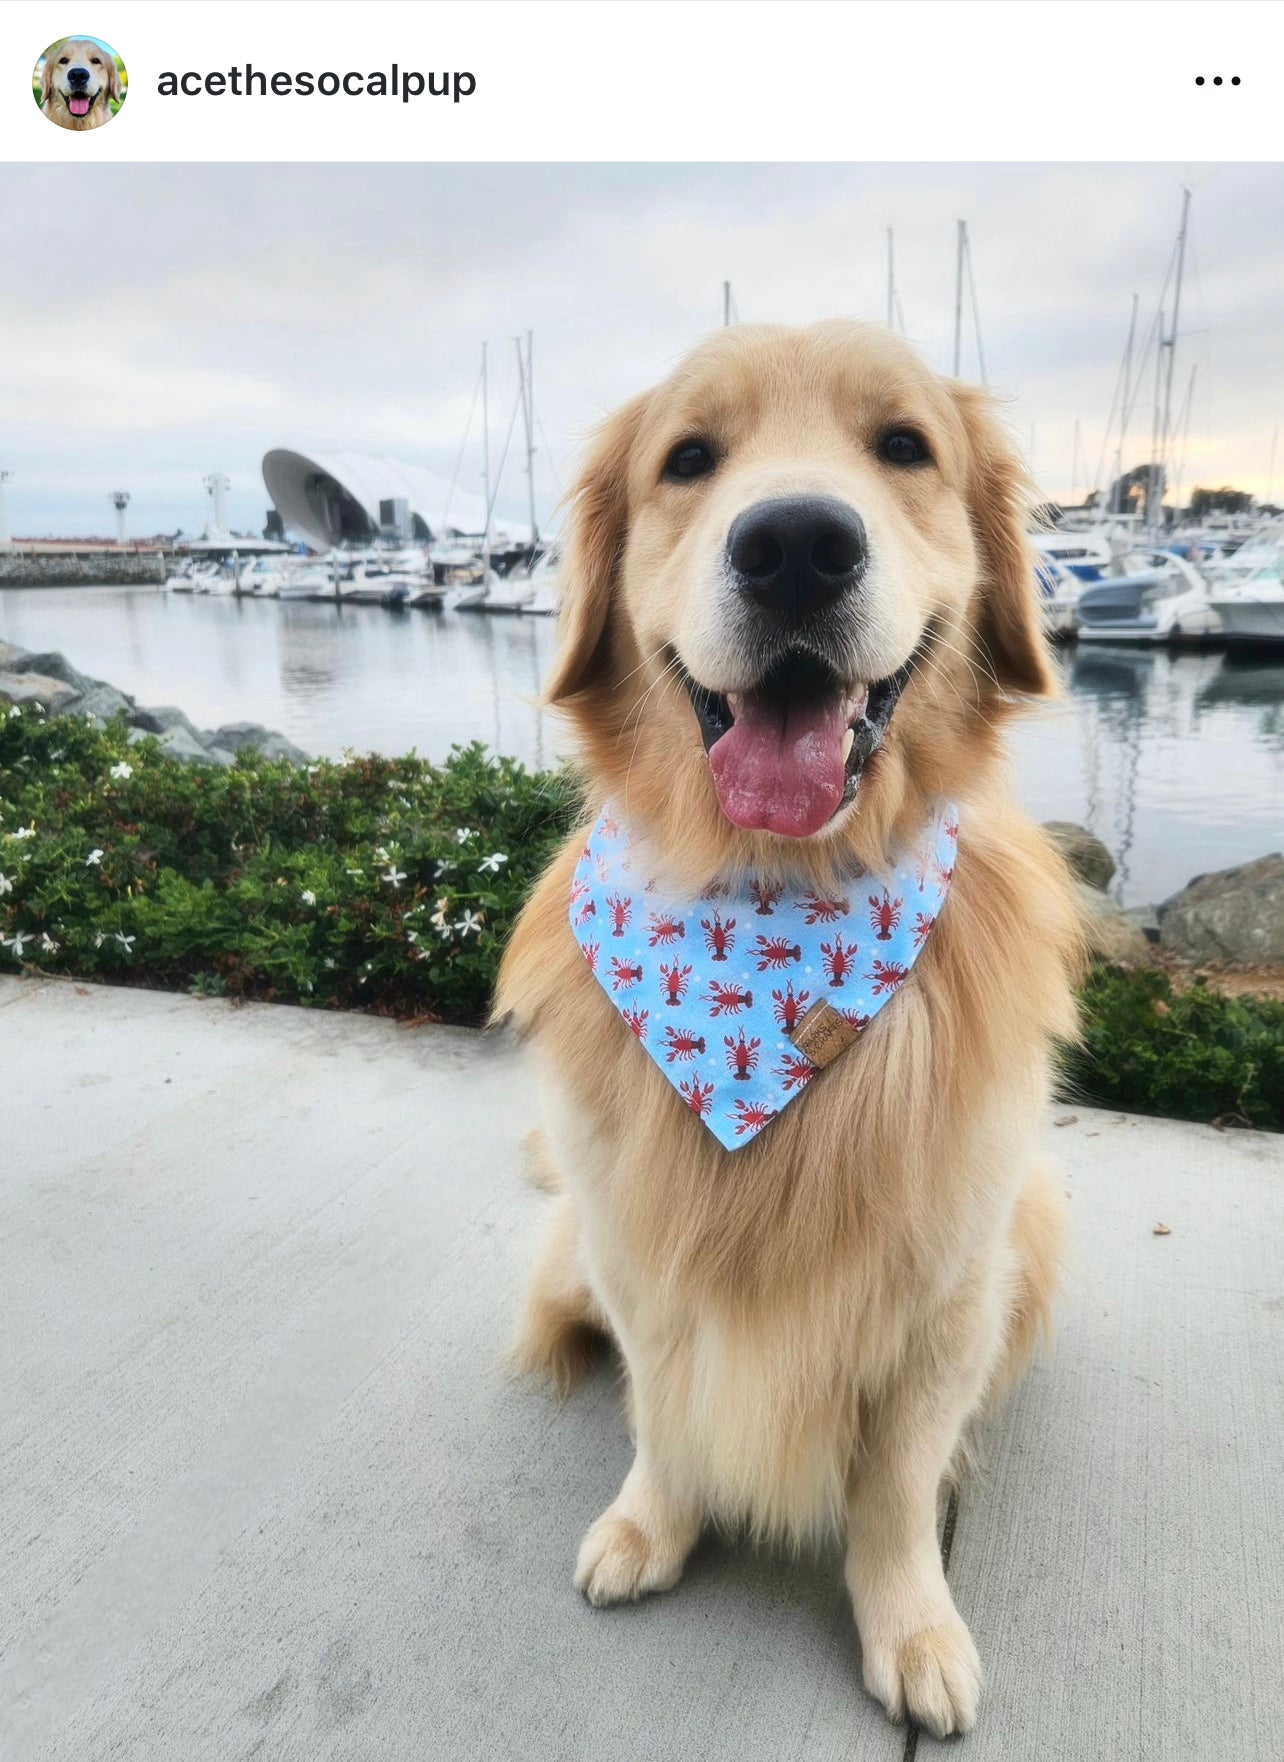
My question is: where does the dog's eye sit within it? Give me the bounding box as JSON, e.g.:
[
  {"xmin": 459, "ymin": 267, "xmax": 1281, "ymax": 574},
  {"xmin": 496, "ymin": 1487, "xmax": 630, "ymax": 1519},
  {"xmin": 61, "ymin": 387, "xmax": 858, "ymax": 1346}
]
[
  {"xmin": 59, "ymin": 57, "xmax": 70, "ymax": 64},
  {"xmin": 878, "ymin": 429, "xmax": 931, "ymax": 467},
  {"xmin": 664, "ymin": 441, "xmax": 716, "ymax": 483},
  {"xmin": 91, "ymin": 57, "xmax": 101, "ymax": 64}
]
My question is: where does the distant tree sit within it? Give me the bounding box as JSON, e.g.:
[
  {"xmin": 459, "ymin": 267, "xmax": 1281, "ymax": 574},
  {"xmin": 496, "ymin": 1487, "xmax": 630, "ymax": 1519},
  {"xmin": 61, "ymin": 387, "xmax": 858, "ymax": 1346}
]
[
  {"xmin": 1107, "ymin": 462, "xmax": 1164, "ymax": 515},
  {"xmin": 1187, "ymin": 485, "xmax": 1255, "ymax": 519}
]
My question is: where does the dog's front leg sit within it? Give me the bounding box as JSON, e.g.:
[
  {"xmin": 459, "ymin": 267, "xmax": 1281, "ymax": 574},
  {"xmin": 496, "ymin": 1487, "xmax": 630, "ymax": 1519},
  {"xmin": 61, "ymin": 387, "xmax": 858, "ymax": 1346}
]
[
  {"xmin": 845, "ymin": 1281, "xmax": 1000, "ymax": 1737},
  {"xmin": 574, "ymin": 1362, "xmax": 703, "ymax": 1607}
]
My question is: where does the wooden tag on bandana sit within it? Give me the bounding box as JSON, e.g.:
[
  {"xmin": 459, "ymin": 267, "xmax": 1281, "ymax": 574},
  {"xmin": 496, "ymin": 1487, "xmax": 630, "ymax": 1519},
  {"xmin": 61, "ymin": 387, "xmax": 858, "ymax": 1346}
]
[{"xmin": 789, "ymin": 999, "xmax": 860, "ymax": 1069}]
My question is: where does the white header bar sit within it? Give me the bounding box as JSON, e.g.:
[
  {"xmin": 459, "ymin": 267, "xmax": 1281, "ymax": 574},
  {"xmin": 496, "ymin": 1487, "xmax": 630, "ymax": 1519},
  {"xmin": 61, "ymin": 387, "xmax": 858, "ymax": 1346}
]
[{"xmin": 1, "ymin": 0, "xmax": 1277, "ymax": 163}]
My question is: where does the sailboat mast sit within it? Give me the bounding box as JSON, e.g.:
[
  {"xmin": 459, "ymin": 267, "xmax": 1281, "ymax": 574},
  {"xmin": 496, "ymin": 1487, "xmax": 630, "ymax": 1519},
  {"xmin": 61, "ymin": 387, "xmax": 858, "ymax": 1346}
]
[
  {"xmin": 723, "ymin": 281, "xmax": 732, "ymax": 327},
  {"xmin": 952, "ymin": 220, "xmax": 964, "ymax": 376},
  {"xmin": 1113, "ymin": 293, "xmax": 1139, "ymax": 515},
  {"xmin": 481, "ymin": 341, "xmax": 491, "ymax": 572},
  {"xmin": 1159, "ymin": 187, "xmax": 1192, "ymax": 519},
  {"xmin": 518, "ymin": 331, "xmax": 538, "ymax": 552},
  {"xmin": 1148, "ymin": 306, "xmax": 1165, "ymax": 530}
]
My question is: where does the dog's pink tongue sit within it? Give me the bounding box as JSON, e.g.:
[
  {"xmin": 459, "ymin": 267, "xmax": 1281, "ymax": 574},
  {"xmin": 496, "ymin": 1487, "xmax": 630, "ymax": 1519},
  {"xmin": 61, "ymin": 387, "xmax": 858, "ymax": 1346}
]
[
  {"xmin": 709, "ymin": 692, "xmax": 849, "ymax": 838},
  {"xmin": 69, "ymin": 96, "xmax": 91, "ymax": 115}
]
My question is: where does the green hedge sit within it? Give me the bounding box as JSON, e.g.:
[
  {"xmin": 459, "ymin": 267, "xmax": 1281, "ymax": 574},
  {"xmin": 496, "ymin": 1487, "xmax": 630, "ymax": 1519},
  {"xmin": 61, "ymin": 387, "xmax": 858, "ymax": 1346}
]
[
  {"xmin": 1065, "ymin": 964, "xmax": 1283, "ymax": 1132},
  {"xmin": 0, "ymin": 703, "xmax": 577, "ymax": 1023},
  {"xmin": 2, "ymin": 702, "xmax": 1281, "ymax": 1130}
]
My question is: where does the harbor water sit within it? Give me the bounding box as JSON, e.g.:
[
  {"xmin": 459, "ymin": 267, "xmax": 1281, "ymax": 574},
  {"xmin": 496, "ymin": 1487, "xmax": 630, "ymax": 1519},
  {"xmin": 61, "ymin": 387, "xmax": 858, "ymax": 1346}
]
[{"xmin": 3, "ymin": 585, "xmax": 1281, "ymax": 907}]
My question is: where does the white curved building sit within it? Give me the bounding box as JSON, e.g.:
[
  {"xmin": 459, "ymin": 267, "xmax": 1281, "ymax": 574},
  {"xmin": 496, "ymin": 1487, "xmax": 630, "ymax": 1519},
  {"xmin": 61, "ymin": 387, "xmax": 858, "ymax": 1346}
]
[{"xmin": 261, "ymin": 448, "xmax": 532, "ymax": 552}]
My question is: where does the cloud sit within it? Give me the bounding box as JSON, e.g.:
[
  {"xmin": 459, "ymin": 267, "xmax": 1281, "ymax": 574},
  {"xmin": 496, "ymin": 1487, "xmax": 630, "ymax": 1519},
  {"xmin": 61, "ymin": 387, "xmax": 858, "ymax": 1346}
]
[{"xmin": 2, "ymin": 162, "xmax": 1281, "ymax": 537}]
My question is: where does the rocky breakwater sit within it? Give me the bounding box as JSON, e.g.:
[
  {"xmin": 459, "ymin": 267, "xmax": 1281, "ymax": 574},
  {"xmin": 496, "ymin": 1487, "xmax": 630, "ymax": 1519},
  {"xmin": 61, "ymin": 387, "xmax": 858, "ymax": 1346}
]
[
  {"xmin": 1044, "ymin": 820, "xmax": 1284, "ymax": 971},
  {"xmin": 0, "ymin": 642, "xmax": 307, "ymax": 766}
]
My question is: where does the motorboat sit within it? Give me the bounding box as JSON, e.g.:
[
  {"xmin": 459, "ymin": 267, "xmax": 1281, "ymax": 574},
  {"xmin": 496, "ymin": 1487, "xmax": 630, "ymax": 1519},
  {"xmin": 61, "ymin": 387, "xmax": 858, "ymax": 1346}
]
[
  {"xmin": 1205, "ymin": 521, "xmax": 1284, "ymax": 648},
  {"xmin": 1076, "ymin": 550, "xmax": 1221, "ymax": 644}
]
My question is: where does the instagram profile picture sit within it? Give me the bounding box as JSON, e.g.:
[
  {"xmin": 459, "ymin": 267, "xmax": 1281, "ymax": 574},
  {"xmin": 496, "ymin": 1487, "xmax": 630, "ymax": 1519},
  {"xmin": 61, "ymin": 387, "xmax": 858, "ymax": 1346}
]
[{"xmin": 34, "ymin": 36, "xmax": 127, "ymax": 132}]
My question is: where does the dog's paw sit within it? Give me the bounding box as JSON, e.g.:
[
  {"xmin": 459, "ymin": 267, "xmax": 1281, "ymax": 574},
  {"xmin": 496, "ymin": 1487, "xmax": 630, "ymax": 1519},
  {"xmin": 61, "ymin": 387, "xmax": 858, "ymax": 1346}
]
[
  {"xmin": 861, "ymin": 1615, "xmax": 983, "ymax": 1738},
  {"xmin": 573, "ymin": 1511, "xmax": 689, "ymax": 1607}
]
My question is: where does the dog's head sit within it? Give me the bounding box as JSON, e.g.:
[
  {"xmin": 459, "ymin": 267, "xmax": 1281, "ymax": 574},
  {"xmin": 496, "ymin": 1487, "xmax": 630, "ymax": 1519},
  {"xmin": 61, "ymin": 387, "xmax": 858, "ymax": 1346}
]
[
  {"xmin": 42, "ymin": 40, "xmax": 121, "ymax": 126},
  {"xmin": 548, "ymin": 321, "xmax": 1054, "ymax": 875}
]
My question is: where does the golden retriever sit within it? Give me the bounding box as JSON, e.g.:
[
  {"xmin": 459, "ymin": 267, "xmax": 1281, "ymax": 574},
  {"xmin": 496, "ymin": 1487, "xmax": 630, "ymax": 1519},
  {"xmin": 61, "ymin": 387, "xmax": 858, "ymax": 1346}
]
[
  {"xmin": 495, "ymin": 321, "xmax": 1080, "ymax": 1738},
  {"xmin": 40, "ymin": 40, "xmax": 122, "ymax": 131}
]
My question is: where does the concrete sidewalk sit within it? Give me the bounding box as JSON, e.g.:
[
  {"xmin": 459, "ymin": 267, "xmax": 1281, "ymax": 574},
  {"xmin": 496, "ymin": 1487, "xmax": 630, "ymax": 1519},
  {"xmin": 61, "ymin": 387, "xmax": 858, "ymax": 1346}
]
[{"xmin": 1, "ymin": 976, "xmax": 1281, "ymax": 1760}]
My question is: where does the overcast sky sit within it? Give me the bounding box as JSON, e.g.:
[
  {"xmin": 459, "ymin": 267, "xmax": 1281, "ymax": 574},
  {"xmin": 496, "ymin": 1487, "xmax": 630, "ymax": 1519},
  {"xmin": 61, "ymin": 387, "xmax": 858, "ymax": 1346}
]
[{"xmin": 3, "ymin": 161, "xmax": 1281, "ymax": 537}]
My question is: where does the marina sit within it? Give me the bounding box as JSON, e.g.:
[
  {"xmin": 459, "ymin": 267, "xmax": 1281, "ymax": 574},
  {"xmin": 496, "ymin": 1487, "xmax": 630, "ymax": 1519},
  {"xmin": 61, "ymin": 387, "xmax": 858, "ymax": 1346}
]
[{"xmin": 2, "ymin": 581, "xmax": 1281, "ymax": 907}]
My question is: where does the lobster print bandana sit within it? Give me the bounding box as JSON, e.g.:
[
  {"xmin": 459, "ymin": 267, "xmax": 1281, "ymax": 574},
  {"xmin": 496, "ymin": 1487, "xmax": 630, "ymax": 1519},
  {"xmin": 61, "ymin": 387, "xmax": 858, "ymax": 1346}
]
[{"xmin": 569, "ymin": 802, "xmax": 959, "ymax": 1150}]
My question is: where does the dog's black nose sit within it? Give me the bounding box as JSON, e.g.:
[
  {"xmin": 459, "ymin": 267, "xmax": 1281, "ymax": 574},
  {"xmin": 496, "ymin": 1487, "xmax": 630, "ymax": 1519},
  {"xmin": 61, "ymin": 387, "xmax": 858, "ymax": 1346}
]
[
  {"xmin": 726, "ymin": 496, "xmax": 867, "ymax": 621},
  {"xmin": 67, "ymin": 65, "xmax": 91, "ymax": 86}
]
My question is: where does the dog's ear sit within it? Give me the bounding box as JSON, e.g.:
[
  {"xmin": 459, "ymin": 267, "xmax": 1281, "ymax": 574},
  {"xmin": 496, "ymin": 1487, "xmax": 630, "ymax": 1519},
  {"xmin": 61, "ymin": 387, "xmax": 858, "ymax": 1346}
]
[
  {"xmin": 40, "ymin": 47, "xmax": 59, "ymax": 105},
  {"xmin": 951, "ymin": 380, "xmax": 1057, "ymax": 699},
  {"xmin": 105, "ymin": 53, "xmax": 123, "ymax": 104},
  {"xmin": 542, "ymin": 390, "xmax": 650, "ymax": 706}
]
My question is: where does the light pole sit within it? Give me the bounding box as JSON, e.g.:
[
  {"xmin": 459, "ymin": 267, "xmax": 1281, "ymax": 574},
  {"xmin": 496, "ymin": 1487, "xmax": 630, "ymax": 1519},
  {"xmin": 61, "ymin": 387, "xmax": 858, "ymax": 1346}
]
[
  {"xmin": 110, "ymin": 489, "xmax": 130, "ymax": 546},
  {"xmin": 0, "ymin": 470, "xmax": 12, "ymax": 548},
  {"xmin": 203, "ymin": 472, "xmax": 230, "ymax": 536}
]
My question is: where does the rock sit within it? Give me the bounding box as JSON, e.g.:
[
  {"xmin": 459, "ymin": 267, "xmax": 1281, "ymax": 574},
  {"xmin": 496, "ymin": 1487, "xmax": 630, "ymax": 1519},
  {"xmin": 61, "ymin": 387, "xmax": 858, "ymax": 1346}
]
[
  {"xmin": 1078, "ymin": 883, "xmax": 1153, "ymax": 963},
  {"xmin": 1158, "ymin": 855, "xmax": 1284, "ymax": 963},
  {"xmin": 128, "ymin": 723, "xmax": 217, "ymax": 763},
  {"xmin": 1122, "ymin": 903, "xmax": 1161, "ymax": 944},
  {"xmin": 9, "ymin": 650, "xmax": 91, "ymax": 695},
  {"xmin": 126, "ymin": 705, "xmax": 167, "ymax": 735},
  {"xmin": 147, "ymin": 705, "xmax": 206, "ymax": 739},
  {"xmin": 206, "ymin": 721, "xmax": 308, "ymax": 763},
  {"xmin": 204, "ymin": 745, "xmax": 238, "ymax": 767},
  {"xmin": 73, "ymin": 681, "xmax": 136, "ymax": 725},
  {"xmin": 1043, "ymin": 821, "xmax": 1117, "ymax": 891},
  {"xmin": 0, "ymin": 669, "xmax": 82, "ymax": 713}
]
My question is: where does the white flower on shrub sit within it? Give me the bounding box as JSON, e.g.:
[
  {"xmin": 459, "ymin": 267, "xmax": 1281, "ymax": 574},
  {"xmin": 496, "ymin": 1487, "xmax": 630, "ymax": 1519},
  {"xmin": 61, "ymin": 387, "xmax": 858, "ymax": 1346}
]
[
  {"xmin": 11, "ymin": 825, "xmax": 36, "ymax": 841},
  {"xmin": 477, "ymin": 852, "xmax": 508, "ymax": 874},
  {"xmin": 433, "ymin": 859, "xmax": 453, "ymax": 878},
  {"xmin": 2, "ymin": 930, "xmax": 31, "ymax": 958},
  {"xmin": 430, "ymin": 896, "xmax": 453, "ymax": 939},
  {"xmin": 40, "ymin": 933, "xmax": 59, "ymax": 954},
  {"xmin": 455, "ymin": 909, "xmax": 484, "ymax": 938},
  {"xmin": 93, "ymin": 931, "xmax": 105, "ymax": 948},
  {"xmin": 454, "ymin": 827, "xmax": 475, "ymax": 845},
  {"xmin": 7, "ymin": 705, "xmax": 19, "ymax": 719},
  {"xmin": 85, "ymin": 848, "xmax": 104, "ymax": 866},
  {"xmin": 300, "ymin": 889, "xmax": 317, "ymax": 906},
  {"xmin": 0, "ymin": 873, "xmax": 13, "ymax": 897},
  {"xmin": 114, "ymin": 932, "xmax": 135, "ymax": 956},
  {"xmin": 109, "ymin": 762, "xmax": 133, "ymax": 781},
  {"xmin": 382, "ymin": 866, "xmax": 407, "ymax": 890}
]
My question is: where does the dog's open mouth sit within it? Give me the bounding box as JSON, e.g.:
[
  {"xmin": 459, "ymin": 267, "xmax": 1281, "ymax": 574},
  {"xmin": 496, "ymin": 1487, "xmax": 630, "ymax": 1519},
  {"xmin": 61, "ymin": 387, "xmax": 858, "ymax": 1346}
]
[
  {"xmin": 67, "ymin": 93, "xmax": 97, "ymax": 116},
  {"xmin": 679, "ymin": 647, "xmax": 917, "ymax": 839}
]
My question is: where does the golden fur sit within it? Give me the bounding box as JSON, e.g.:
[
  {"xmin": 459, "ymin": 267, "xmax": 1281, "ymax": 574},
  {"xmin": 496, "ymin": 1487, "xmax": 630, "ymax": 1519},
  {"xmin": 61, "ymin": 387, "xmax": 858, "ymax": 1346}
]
[
  {"xmin": 40, "ymin": 41, "xmax": 122, "ymax": 132},
  {"xmin": 496, "ymin": 321, "xmax": 1081, "ymax": 1738}
]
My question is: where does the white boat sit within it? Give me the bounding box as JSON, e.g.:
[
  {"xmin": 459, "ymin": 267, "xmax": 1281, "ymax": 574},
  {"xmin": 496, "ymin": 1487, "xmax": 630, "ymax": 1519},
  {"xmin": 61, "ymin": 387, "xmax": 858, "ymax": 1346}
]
[
  {"xmin": 480, "ymin": 570, "xmax": 536, "ymax": 614},
  {"xmin": 1205, "ymin": 521, "xmax": 1284, "ymax": 648},
  {"xmin": 522, "ymin": 548, "xmax": 562, "ymax": 615},
  {"xmin": 278, "ymin": 562, "xmax": 340, "ymax": 602},
  {"xmin": 165, "ymin": 561, "xmax": 221, "ymax": 593},
  {"xmin": 1076, "ymin": 551, "xmax": 1221, "ymax": 645}
]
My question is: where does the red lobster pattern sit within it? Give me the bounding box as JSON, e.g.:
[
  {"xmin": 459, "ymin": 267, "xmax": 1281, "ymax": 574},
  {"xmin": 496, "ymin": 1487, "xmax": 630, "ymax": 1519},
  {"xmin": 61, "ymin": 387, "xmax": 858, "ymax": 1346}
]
[
  {"xmin": 797, "ymin": 894, "xmax": 850, "ymax": 925},
  {"xmin": 660, "ymin": 959, "xmax": 693, "ymax": 1006},
  {"xmin": 754, "ymin": 935, "xmax": 802, "ymax": 971},
  {"xmin": 647, "ymin": 911, "xmax": 686, "ymax": 946},
  {"xmin": 772, "ymin": 981, "xmax": 811, "ymax": 1031},
  {"xmin": 724, "ymin": 1030, "xmax": 761, "ymax": 1080},
  {"xmin": 606, "ymin": 893, "xmax": 633, "ymax": 937},
  {"xmin": 868, "ymin": 890, "xmax": 903, "ymax": 941},
  {"xmin": 663, "ymin": 1025, "xmax": 707, "ymax": 1063},
  {"xmin": 705, "ymin": 980, "xmax": 754, "ymax": 1017},
  {"xmin": 568, "ymin": 798, "xmax": 958, "ymax": 1150},
  {"xmin": 820, "ymin": 935, "xmax": 858, "ymax": 987},
  {"xmin": 701, "ymin": 912, "xmax": 736, "ymax": 961}
]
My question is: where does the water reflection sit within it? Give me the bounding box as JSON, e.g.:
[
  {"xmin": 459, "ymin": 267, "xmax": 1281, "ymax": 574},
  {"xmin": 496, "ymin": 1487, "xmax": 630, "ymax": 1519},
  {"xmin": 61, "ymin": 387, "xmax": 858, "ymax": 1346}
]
[{"xmin": 2, "ymin": 588, "xmax": 1280, "ymax": 905}]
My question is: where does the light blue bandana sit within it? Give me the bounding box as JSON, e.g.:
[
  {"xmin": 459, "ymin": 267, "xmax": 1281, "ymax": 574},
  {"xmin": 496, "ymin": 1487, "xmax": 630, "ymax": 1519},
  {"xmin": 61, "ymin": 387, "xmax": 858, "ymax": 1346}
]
[{"xmin": 569, "ymin": 802, "xmax": 959, "ymax": 1150}]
